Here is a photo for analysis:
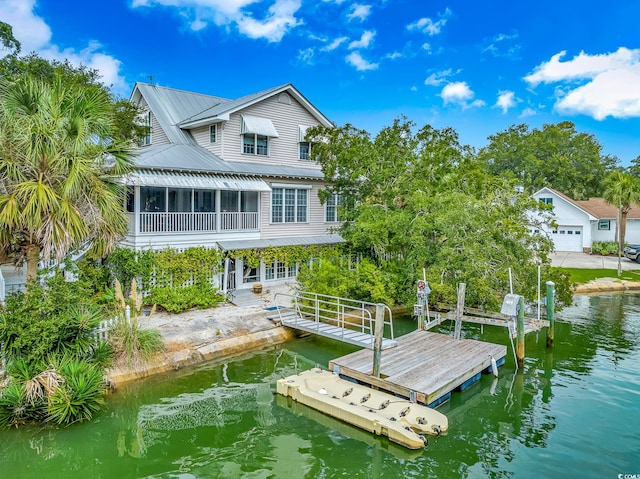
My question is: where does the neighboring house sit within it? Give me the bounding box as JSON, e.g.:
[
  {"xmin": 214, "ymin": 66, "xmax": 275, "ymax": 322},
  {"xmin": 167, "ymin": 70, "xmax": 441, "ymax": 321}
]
[
  {"xmin": 533, "ymin": 187, "xmax": 640, "ymax": 252},
  {"xmin": 122, "ymin": 82, "xmax": 343, "ymax": 290}
]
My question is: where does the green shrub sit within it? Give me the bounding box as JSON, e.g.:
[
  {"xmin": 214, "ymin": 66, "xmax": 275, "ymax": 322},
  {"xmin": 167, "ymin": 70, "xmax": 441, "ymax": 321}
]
[
  {"xmin": 0, "ymin": 274, "xmax": 113, "ymax": 428},
  {"xmin": 0, "ymin": 275, "xmax": 110, "ymax": 367},
  {"xmin": 592, "ymin": 241, "xmax": 621, "ymax": 255},
  {"xmin": 149, "ymin": 284, "xmax": 225, "ymax": 313}
]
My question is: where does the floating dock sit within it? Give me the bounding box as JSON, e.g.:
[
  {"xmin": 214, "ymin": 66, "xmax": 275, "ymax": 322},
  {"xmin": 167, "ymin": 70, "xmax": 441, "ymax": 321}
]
[
  {"xmin": 277, "ymin": 368, "xmax": 449, "ymax": 449},
  {"xmin": 329, "ymin": 330, "xmax": 507, "ymax": 407}
]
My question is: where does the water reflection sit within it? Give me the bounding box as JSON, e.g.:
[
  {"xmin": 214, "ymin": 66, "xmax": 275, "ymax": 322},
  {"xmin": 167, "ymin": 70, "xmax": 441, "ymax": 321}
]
[{"xmin": 0, "ymin": 294, "xmax": 639, "ymax": 478}]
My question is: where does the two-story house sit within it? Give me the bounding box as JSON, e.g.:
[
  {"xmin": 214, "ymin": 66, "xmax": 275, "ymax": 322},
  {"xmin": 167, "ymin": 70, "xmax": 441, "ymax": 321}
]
[{"xmin": 122, "ymin": 82, "xmax": 343, "ymax": 291}]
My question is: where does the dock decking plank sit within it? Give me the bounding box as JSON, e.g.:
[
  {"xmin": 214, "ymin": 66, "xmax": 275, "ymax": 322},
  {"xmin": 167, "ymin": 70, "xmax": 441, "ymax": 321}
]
[{"xmin": 329, "ymin": 330, "xmax": 507, "ymax": 406}]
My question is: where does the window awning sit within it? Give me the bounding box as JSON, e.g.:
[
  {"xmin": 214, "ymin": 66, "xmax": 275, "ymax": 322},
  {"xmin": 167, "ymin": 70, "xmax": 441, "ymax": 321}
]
[
  {"xmin": 298, "ymin": 125, "xmax": 309, "ymax": 142},
  {"xmin": 241, "ymin": 115, "xmax": 279, "ymax": 137},
  {"xmin": 217, "ymin": 234, "xmax": 345, "ymax": 251},
  {"xmin": 119, "ymin": 170, "xmax": 271, "ymax": 191}
]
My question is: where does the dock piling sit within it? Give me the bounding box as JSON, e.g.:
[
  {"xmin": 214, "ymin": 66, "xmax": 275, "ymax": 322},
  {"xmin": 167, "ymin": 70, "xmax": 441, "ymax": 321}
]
[
  {"xmin": 516, "ymin": 296, "xmax": 525, "ymax": 368},
  {"xmin": 372, "ymin": 303, "xmax": 385, "ymax": 377},
  {"xmin": 546, "ymin": 281, "xmax": 555, "ymax": 347},
  {"xmin": 454, "ymin": 283, "xmax": 466, "ymax": 340}
]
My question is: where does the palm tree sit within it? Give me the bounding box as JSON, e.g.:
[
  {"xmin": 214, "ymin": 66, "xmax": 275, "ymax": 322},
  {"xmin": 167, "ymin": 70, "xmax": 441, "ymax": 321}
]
[
  {"xmin": 0, "ymin": 75, "xmax": 132, "ymax": 283},
  {"xmin": 603, "ymin": 171, "xmax": 640, "ymax": 274}
]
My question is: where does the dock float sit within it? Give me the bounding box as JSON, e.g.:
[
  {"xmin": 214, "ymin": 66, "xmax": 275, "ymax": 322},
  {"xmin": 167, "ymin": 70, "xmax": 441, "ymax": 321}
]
[
  {"xmin": 329, "ymin": 330, "xmax": 507, "ymax": 407},
  {"xmin": 277, "ymin": 368, "xmax": 448, "ymax": 449}
]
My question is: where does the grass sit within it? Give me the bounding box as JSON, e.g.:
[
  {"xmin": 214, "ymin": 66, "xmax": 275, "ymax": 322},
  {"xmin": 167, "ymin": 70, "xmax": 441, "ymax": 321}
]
[{"xmin": 557, "ymin": 268, "xmax": 640, "ymax": 284}]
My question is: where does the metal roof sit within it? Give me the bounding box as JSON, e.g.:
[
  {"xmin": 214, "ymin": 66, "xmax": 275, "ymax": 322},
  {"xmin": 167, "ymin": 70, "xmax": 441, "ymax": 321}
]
[
  {"xmin": 132, "ymin": 144, "xmax": 324, "ymax": 180},
  {"xmin": 130, "ymin": 82, "xmax": 329, "ymax": 181},
  {"xmin": 133, "ymin": 83, "xmax": 228, "ymax": 145},
  {"xmin": 177, "ymin": 84, "xmax": 334, "ymax": 129},
  {"xmin": 217, "ymin": 234, "xmax": 345, "ymax": 251},
  {"xmin": 119, "ymin": 170, "xmax": 271, "ymax": 191}
]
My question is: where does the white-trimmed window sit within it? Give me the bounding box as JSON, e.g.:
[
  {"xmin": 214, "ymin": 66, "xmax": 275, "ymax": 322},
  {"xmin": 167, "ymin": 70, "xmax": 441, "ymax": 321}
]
[
  {"xmin": 299, "ymin": 142, "xmax": 311, "ymax": 160},
  {"xmin": 598, "ymin": 220, "xmax": 611, "ymax": 230},
  {"xmin": 140, "ymin": 111, "xmax": 152, "ymax": 146},
  {"xmin": 271, "ymin": 186, "xmax": 308, "ymax": 223},
  {"xmin": 265, "ymin": 260, "xmax": 298, "ymax": 280},
  {"xmin": 325, "ymin": 193, "xmax": 342, "ymax": 222},
  {"xmin": 539, "ymin": 197, "xmax": 553, "ymax": 205},
  {"xmin": 209, "ymin": 124, "xmax": 217, "ymax": 143},
  {"xmin": 241, "ymin": 115, "xmax": 278, "ymax": 157},
  {"xmin": 243, "ymin": 134, "xmax": 268, "ymax": 155},
  {"xmin": 298, "ymin": 125, "xmax": 311, "ymax": 160}
]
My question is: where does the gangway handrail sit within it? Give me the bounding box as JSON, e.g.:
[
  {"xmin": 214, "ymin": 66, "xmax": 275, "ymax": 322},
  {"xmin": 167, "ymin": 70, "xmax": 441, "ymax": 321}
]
[{"xmin": 274, "ymin": 291, "xmax": 394, "ymax": 346}]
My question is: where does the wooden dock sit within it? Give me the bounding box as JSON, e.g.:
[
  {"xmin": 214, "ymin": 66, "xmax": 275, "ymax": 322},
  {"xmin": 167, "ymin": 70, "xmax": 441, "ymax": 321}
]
[
  {"xmin": 427, "ymin": 306, "xmax": 550, "ymax": 338},
  {"xmin": 328, "ymin": 330, "xmax": 507, "ymax": 408}
]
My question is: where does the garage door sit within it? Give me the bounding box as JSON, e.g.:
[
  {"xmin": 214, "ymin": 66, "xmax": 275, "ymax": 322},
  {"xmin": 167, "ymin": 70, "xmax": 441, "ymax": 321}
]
[{"xmin": 551, "ymin": 226, "xmax": 583, "ymax": 252}]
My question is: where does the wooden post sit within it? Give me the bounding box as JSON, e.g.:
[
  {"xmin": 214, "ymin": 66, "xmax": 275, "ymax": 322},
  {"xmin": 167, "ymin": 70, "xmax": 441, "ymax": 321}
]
[
  {"xmin": 546, "ymin": 281, "xmax": 555, "ymax": 347},
  {"xmin": 454, "ymin": 283, "xmax": 466, "ymax": 340},
  {"xmin": 372, "ymin": 303, "xmax": 385, "ymax": 378},
  {"xmin": 516, "ymin": 295, "xmax": 525, "ymax": 369}
]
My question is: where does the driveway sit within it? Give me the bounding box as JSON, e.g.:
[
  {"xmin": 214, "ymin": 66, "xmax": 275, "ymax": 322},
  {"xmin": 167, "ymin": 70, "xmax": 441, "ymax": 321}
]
[{"xmin": 550, "ymin": 252, "xmax": 640, "ymax": 270}]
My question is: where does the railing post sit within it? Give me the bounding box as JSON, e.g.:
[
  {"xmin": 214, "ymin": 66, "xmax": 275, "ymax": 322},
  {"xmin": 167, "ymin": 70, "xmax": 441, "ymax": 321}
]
[
  {"xmin": 546, "ymin": 281, "xmax": 555, "ymax": 347},
  {"xmin": 372, "ymin": 303, "xmax": 385, "ymax": 377}
]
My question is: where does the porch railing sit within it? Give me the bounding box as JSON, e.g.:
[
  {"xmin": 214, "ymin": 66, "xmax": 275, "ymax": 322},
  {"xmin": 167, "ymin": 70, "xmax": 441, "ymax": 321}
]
[
  {"xmin": 139, "ymin": 212, "xmax": 259, "ymax": 233},
  {"xmin": 220, "ymin": 212, "xmax": 259, "ymax": 231}
]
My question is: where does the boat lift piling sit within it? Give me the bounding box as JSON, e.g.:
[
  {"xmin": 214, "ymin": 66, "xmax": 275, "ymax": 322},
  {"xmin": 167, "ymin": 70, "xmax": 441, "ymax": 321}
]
[
  {"xmin": 546, "ymin": 281, "xmax": 555, "ymax": 347},
  {"xmin": 372, "ymin": 303, "xmax": 385, "ymax": 378},
  {"xmin": 516, "ymin": 296, "xmax": 525, "ymax": 369}
]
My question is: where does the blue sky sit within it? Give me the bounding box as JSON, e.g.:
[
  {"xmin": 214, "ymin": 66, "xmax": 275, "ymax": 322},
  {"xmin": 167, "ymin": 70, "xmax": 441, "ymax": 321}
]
[{"xmin": 2, "ymin": 0, "xmax": 640, "ymax": 164}]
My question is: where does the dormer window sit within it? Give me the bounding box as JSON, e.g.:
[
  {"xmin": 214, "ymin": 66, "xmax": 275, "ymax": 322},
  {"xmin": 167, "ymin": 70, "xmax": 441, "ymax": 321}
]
[
  {"xmin": 140, "ymin": 111, "xmax": 152, "ymax": 146},
  {"xmin": 241, "ymin": 115, "xmax": 279, "ymax": 157},
  {"xmin": 209, "ymin": 124, "xmax": 217, "ymax": 143},
  {"xmin": 298, "ymin": 125, "xmax": 311, "ymax": 160}
]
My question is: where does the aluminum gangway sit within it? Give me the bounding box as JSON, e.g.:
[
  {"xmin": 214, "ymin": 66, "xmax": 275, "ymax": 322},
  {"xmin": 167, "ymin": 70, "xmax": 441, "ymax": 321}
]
[{"xmin": 272, "ymin": 292, "xmax": 397, "ymax": 349}]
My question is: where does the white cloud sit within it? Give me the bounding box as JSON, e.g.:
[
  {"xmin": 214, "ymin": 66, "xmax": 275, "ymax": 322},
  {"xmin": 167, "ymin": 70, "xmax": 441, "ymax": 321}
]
[
  {"xmin": 525, "ymin": 47, "xmax": 640, "ymax": 119},
  {"xmin": 483, "ymin": 31, "xmax": 520, "ymax": 58},
  {"xmin": 235, "ymin": 0, "xmax": 303, "ymax": 42},
  {"xmin": 132, "ymin": 0, "xmax": 302, "ymax": 42},
  {"xmin": 297, "ymin": 47, "xmax": 315, "ymax": 64},
  {"xmin": 348, "ymin": 30, "xmax": 375, "ymax": 49},
  {"xmin": 347, "ymin": 4, "xmax": 372, "ymax": 22},
  {"xmin": 346, "ymin": 51, "xmax": 378, "ymax": 71},
  {"xmin": 520, "ymin": 107, "xmax": 537, "ymax": 118},
  {"xmin": 440, "ymin": 81, "xmax": 484, "ymax": 109},
  {"xmin": 0, "ymin": 0, "xmax": 128, "ymax": 93},
  {"xmin": 385, "ymin": 51, "xmax": 402, "ymax": 60},
  {"xmin": 424, "ymin": 69, "xmax": 452, "ymax": 86},
  {"xmin": 407, "ymin": 8, "xmax": 452, "ymax": 36},
  {"xmin": 321, "ymin": 36, "xmax": 348, "ymax": 51},
  {"xmin": 495, "ymin": 90, "xmax": 516, "ymax": 114},
  {"xmin": 421, "ymin": 42, "xmax": 432, "ymax": 54}
]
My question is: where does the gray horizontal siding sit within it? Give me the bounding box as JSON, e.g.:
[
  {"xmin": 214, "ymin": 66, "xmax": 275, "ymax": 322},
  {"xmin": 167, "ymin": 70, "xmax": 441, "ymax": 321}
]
[
  {"xmin": 260, "ymin": 179, "xmax": 334, "ymax": 239},
  {"xmin": 221, "ymin": 95, "xmax": 323, "ymax": 170}
]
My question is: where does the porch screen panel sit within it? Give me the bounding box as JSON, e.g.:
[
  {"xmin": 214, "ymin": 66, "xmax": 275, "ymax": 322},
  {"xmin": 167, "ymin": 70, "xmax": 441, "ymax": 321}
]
[
  {"xmin": 168, "ymin": 188, "xmax": 192, "ymax": 212},
  {"xmin": 141, "ymin": 186, "xmax": 165, "ymax": 212},
  {"xmin": 241, "ymin": 191, "xmax": 259, "ymax": 212},
  {"xmin": 194, "ymin": 189, "xmax": 215, "ymax": 212},
  {"xmin": 220, "ymin": 191, "xmax": 239, "ymax": 212}
]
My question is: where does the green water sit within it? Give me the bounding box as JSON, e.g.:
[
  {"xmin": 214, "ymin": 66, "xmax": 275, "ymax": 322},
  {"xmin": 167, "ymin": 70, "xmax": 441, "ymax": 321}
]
[{"xmin": 1, "ymin": 293, "xmax": 639, "ymax": 478}]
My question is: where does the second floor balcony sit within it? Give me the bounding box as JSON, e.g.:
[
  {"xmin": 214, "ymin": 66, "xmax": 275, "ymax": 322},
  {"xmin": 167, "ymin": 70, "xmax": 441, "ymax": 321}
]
[{"xmin": 138, "ymin": 211, "xmax": 259, "ymax": 233}]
